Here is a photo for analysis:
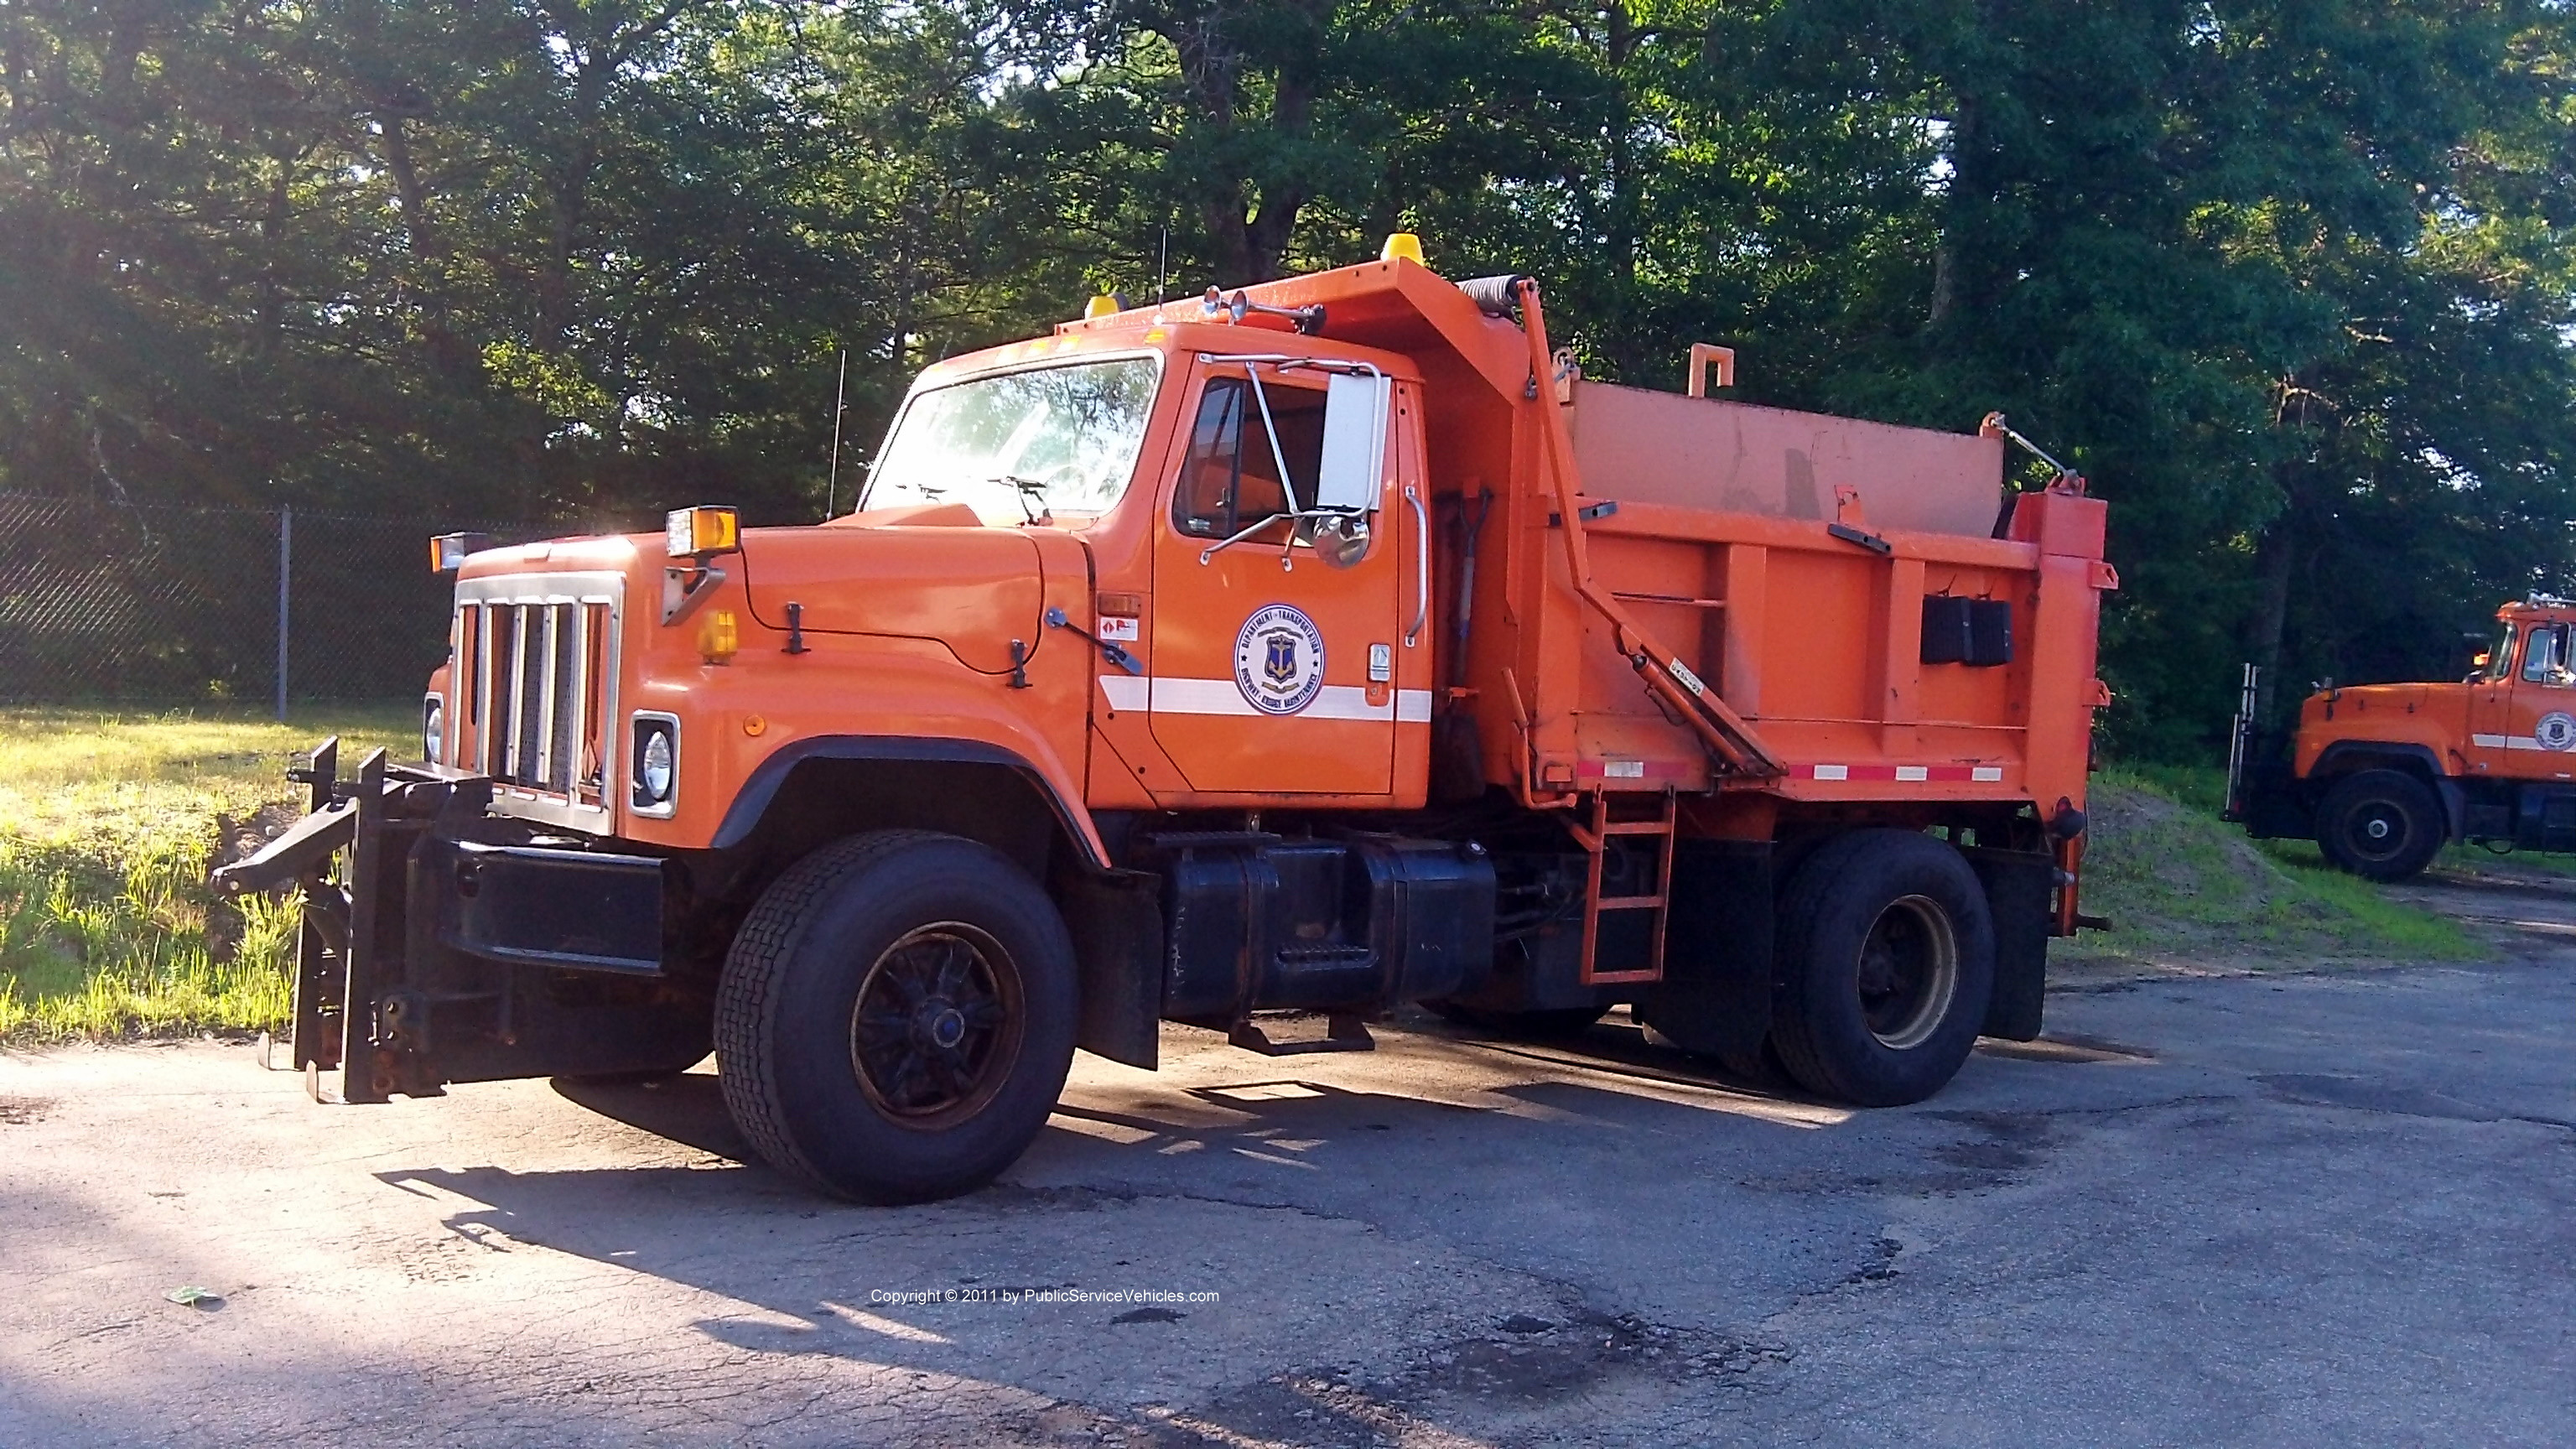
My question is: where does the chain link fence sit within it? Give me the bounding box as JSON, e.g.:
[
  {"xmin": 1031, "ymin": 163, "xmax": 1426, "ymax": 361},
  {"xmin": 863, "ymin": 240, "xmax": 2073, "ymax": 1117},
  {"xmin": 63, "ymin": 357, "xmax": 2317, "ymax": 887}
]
[{"xmin": 0, "ymin": 494, "xmax": 576, "ymax": 709}]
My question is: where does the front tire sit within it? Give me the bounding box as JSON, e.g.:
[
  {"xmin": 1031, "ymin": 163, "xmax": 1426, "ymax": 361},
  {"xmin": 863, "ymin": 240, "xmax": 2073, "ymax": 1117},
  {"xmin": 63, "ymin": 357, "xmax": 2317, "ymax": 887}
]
[
  {"xmin": 1768, "ymin": 830, "xmax": 1996, "ymax": 1108},
  {"xmin": 715, "ymin": 831, "xmax": 1078, "ymax": 1204},
  {"xmin": 2314, "ymin": 769, "xmax": 2444, "ymax": 881}
]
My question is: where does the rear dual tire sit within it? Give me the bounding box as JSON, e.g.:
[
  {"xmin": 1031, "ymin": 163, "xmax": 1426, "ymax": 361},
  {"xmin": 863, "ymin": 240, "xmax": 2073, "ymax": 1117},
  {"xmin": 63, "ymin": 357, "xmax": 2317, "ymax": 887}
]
[
  {"xmin": 715, "ymin": 831, "xmax": 1078, "ymax": 1204},
  {"xmin": 1655, "ymin": 830, "xmax": 1994, "ymax": 1107}
]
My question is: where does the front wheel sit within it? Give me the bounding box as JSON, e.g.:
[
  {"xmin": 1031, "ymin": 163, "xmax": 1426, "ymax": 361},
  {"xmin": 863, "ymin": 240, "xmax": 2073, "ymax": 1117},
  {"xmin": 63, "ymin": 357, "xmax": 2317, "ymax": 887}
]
[
  {"xmin": 715, "ymin": 831, "xmax": 1078, "ymax": 1204},
  {"xmin": 2314, "ymin": 769, "xmax": 2444, "ymax": 881},
  {"xmin": 1768, "ymin": 830, "xmax": 1996, "ymax": 1108}
]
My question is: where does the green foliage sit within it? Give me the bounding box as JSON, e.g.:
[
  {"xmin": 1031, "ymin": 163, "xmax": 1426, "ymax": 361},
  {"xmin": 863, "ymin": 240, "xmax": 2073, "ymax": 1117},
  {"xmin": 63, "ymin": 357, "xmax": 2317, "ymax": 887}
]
[
  {"xmin": 5, "ymin": 2, "xmax": 2576, "ymax": 751},
  {"xmin": 2065, "ymin": 769, "xmax": 2480, "ymax": 965},
  {"xmin": 0, "ymin": 708, "xmax": 408, "ymax": 1042}
]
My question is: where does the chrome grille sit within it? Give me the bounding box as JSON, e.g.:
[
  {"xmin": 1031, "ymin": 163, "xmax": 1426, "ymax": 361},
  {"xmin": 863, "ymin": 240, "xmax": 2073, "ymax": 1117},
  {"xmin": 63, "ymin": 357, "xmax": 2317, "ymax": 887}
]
[{"xmin": 458, "ymin": 593, "xmax": 614, "ymax": 802}]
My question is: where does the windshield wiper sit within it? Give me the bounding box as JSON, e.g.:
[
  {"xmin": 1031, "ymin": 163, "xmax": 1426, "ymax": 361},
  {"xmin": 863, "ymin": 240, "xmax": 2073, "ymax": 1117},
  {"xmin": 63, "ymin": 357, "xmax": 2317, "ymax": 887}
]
[{"xmin": 989, "ymin": 475, "xmax": 1051, "ymax": 525}]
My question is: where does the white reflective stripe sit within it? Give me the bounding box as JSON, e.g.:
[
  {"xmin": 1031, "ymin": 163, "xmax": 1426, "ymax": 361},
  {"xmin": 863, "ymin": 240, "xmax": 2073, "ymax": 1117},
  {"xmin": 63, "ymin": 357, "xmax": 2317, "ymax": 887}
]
[
  {"xmin": 1301, "ymin": 685, "xmax": 1395, "ymax": 721},
  {"xmin": 1104, "ymin": 676, "xmax": 1434, "ymax": 723},
  {"xmin": 2471, "ymin": 733, "xmax": 2508, "ymax": 748},
  {"xmin": 1153, "ymin": 677, "xmax": 1260, "ymax": 716},
  {"xmin": 1894, "ymin": 766, "xmax": 1929, "ymax": 782},
  {"xmin": 1099, "ymin": 675, "xmax": 1149, "ymax": 712},
  {"xmin": 1812, "ymin": 764, "xmax": 1850, "ymax": 781},
  {"xmin": 1972, "ymin": 766, "xmax": 2004, "ymax": 782},
  {"xmin": 2507, "ymin": 736, "xmax": 2545, "ymax": 751}
]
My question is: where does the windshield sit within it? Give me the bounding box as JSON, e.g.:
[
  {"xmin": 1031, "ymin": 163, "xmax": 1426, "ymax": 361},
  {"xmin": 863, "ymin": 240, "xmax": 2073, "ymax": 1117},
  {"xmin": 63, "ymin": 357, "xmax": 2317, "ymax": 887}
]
[{"xmin": 861, "ymin": 356, "xmax": 1161, "ymax": 525}]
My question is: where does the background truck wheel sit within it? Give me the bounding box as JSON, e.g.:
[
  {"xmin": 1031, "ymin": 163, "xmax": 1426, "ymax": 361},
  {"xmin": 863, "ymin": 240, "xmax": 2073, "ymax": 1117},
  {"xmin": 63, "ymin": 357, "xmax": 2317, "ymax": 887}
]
[
  {"xmin": 2314, "ymin": 769, "xmax": 2444, "ymax": 881},
  {"xmin": 714, "ymin": 830, "xmax": 1078, "ymax": 1204},
  {"xmin": 1768, "ymin": 829, "xmax": 1996, "ymax": 1108}
]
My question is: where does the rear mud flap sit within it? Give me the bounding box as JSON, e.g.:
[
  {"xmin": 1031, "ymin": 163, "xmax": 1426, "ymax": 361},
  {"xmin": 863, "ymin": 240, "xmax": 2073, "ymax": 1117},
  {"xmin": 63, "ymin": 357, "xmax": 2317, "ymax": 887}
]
[{"xmin": 214, "ymin": 740, "xmax": 711, "ymax": 1104}]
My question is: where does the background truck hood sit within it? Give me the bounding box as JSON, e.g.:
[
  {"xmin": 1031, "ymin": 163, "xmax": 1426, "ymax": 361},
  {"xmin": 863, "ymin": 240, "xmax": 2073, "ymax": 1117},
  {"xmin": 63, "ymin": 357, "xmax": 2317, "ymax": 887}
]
[
  {"xmin": 738, "ymin": 524, "xmax": 1048, "ymax": 675},
  {"xmin": 2313, "ymin": 683, "xmax": 2451, "ymax": 714}
]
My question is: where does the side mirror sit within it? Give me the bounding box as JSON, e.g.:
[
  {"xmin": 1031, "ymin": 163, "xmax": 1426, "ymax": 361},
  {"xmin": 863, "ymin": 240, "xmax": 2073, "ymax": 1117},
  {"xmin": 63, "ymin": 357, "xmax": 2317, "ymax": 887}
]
[{"xmin": 1314, "ymin": 372, "xmax": 1390, "ymax": 512}]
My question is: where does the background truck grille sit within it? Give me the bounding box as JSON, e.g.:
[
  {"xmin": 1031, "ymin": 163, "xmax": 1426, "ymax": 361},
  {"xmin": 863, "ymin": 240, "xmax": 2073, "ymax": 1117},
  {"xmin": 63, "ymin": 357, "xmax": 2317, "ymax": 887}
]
[{"xmin": 460, "ymin": 598, "xmax": 613, "ymax": 802}]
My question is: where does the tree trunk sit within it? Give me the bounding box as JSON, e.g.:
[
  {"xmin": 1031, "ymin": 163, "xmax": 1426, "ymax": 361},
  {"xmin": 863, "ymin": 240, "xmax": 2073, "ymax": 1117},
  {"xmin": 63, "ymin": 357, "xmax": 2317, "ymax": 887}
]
[
  {"xmin": 378, "ymin": 112, "xmax": 466, "ymax": 377},
  {"xmin": 2248, "ymin": 482, "xmax": 2300, "ymax": 725}
]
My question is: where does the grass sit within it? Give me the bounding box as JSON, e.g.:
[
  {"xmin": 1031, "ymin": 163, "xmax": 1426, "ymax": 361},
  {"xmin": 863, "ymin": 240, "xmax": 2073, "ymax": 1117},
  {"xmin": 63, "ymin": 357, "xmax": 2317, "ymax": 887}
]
[
  {"xmin": 2117, "ymin": 758, "xmax": 2576, "ymax": 879},
  {"xmin": 0, "ymin": 708, "xmax": 411, "ymax": 1044},
  {"xmin": 0, "ymin": 709, "xmax": 2495, "ymax": 1044},
  {"xmin": 2061, "ymin": 766, "xmax": 2482, "ymax": 967}
]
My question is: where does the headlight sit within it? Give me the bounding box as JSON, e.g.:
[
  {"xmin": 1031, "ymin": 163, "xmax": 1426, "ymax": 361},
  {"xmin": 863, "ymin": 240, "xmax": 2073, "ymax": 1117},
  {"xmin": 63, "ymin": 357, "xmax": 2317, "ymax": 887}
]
[
  {"xmin": 423, "ymin": 697, "xmax": 445, "ymax": 765},
  {"xmin": 631, "ymin": 714, "xmax": 679, "ymax": 813}
]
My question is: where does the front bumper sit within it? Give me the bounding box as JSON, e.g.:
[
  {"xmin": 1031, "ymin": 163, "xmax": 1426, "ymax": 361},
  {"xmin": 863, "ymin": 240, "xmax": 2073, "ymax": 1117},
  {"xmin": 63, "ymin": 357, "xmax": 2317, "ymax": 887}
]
[{"xmin": 212, "ymin": 740, "xmax": 709, "ymax": 1102}]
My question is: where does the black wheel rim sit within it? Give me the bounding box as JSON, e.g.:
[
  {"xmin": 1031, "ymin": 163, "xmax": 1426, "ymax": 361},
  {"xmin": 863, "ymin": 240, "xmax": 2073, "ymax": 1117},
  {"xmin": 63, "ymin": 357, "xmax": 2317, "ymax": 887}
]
[
  {"xmin": 2343, "ymin": 797, "xmax": 2415, "ymax": 864},
  {"xmin": 848, "ymin": 922, "xmax": 1024, "ymax": 1130},
  {"xmin": 1857, "ymin": 895, "xmax": 1960, "ymax": 1051}
]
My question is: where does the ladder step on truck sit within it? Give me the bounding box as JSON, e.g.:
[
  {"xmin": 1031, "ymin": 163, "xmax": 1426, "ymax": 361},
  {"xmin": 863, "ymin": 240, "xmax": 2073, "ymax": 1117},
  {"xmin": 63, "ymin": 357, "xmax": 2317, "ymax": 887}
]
[{"xmin": 1569, "ymin": 790, "xmax": 1677, "ymax": 988}]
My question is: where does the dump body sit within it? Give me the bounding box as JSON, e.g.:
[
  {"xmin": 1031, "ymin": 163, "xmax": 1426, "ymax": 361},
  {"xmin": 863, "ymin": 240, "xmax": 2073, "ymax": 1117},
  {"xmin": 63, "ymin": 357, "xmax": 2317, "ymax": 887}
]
[
  {"xmin": 1041, "ymin": 258, "xmax": 2114, "ymax": 833},
  {"xmin": 221, "ymin": 252, "xmax": 2117, "ymax": 1198},
  {"xmin": 2236, "ymin": 596, "xmax": 2576, "ymax": 876}
]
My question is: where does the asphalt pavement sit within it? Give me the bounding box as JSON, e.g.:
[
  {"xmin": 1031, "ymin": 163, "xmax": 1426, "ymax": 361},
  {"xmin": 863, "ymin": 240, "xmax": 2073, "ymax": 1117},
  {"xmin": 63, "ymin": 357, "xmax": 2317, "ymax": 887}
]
[{"xmin": 2, "ymin": 876, "xmax": 2570, "ymax": 1447}]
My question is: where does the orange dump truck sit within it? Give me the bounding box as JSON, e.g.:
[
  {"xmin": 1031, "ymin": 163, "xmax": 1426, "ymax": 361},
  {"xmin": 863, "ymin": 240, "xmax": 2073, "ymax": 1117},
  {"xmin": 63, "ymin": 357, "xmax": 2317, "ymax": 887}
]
[
  {"xmin": 2228, "ymin": 594, "xmax": 2576, "ymax": 880},
  {"xmin": 217, "ymin": 246, "xmax": 2116, "ymax": 1202}
]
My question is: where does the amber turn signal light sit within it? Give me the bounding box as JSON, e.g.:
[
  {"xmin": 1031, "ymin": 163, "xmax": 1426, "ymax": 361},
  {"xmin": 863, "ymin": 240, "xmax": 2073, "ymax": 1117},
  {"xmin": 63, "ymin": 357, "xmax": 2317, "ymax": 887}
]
[
  {"xmin": 698, "ymin": 608, "xmax": 739, "ymax": 665},
  {"xmin": 428, "ymin": 532, "xmax": 493, "ymax": 574},
  {"xmin": 665, "ymin": 506, "xmax": 740, "ymax": 560}
]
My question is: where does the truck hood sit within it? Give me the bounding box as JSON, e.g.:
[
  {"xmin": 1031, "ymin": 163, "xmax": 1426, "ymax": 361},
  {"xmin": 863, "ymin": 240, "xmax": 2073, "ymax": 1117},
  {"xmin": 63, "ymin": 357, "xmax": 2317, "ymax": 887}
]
[
  {"xmin": 2318, "ymin": 680, "xmax": 2452, "ymax": 716},
  {"xmin": 737, "ymin": 523, "xmax": 1050, "ymax": 675}
]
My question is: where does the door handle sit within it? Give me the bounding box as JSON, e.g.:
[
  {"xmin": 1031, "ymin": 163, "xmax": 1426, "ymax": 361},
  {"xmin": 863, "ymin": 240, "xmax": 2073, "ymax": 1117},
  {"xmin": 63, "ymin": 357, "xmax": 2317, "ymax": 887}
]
[{"xmin": 1405, "ymin": 485, "xmax": 1428, "ymax": 647}]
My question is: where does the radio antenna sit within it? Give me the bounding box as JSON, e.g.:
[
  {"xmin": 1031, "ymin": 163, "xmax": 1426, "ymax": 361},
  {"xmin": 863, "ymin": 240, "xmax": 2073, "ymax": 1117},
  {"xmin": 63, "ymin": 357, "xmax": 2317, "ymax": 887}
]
[{"xmin": 824, "ymin": 347, "xmax": 849, "ymax": 518}]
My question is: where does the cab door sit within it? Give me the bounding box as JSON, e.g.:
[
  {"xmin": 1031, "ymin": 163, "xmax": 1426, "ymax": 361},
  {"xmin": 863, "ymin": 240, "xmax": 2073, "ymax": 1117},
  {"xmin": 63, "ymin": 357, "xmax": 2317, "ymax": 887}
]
[
  {"xmin": 1147, "ymin": 362, "xmax": 1405, "ymax": 797},
  {"xmin": 2463, "ymin": 623, "xmax": 2523, "ymax": 778},
  {"xmin": 2498, "ymin": 621, "xmax": 2576, "ymax": 780}
]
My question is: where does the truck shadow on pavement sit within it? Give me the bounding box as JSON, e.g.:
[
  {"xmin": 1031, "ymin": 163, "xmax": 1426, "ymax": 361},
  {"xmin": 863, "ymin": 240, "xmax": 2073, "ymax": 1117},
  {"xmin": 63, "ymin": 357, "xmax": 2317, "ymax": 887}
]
[
  {"xmin": 361, "ymin": 1026, "xmax": 1908, "ymax": 1444},
  {"xmin": 365, "ymin": 1011, "xmax": 2187, "ymax": 1445}
]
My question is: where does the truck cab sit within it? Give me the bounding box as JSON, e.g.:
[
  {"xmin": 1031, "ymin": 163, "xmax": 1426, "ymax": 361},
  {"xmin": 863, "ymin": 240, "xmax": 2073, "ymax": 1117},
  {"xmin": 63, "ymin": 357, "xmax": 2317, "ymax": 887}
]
[{"xmin": 2231, "ymin": 595, "xmax": 2576, "ymax": 879}]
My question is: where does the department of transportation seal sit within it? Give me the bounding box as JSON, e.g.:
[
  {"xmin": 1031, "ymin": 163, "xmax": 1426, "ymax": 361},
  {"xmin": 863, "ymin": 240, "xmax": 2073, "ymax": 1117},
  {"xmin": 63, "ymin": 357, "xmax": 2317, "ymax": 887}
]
[
  {"xmin": 1233, "ymin": 604, "xmax": 1326, "ymax": 715},
  {"xmin": 2538, "ymin": 711, "xmax": 2576, "ymax": 751}
]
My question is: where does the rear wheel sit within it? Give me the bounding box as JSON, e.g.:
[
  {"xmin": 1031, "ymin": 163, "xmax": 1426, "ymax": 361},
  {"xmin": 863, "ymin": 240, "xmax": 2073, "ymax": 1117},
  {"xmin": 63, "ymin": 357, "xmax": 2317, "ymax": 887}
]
[
  {"xmin": 2314, "ymin": 769, "xmax": 2444, "ymax": 881},
  {"xmin": 1768, "ymin": 830, "xmax": 1995, "ymax": 1108},
  {"xmin": 715, "ymin": 831, "xmax": 1078, "ymax": 1204}
]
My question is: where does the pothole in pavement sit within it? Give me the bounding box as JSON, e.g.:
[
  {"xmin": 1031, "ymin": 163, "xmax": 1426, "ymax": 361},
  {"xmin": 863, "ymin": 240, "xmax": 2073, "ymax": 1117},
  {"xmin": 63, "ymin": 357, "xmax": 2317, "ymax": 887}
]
[
  {"xmin": 0, "ymin": 1096, "xmax": 54, "ymax": 1125},
  {"xmin": 2256, "ymin": 1073, "xmax": 2573, "ymax": 1129},
  {"xmin": 1893, "ymin": 1108, "xmax": 2071, "ymax": 1194},
  {"xmin": 1104, "ymin": 1307, "xmax": 1796, "ymax": 1447}
]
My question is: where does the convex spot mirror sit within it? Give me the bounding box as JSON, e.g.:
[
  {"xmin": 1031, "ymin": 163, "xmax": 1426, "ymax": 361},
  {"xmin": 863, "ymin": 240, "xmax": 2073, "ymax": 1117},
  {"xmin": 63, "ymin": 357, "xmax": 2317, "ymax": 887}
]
[{"xmin": 1313, "ymin": 372, "xmax": 1391, "ymax": 513}]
